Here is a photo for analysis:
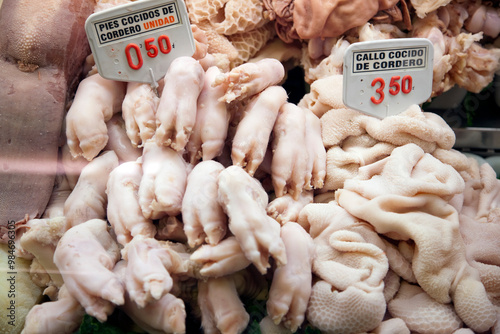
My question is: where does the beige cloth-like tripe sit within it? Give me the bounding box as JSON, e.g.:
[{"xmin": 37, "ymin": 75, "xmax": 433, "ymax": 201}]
[
  {"xmin": 298, "ymin": 74, "xmax": 345, "ymax": 118},
  {"xmin": 320, "ymin": 104, "xmax": 456, "ymax": 190},
  {"xmin": 298, "ymin": 201, "xmax": 388, "ymax": 334},
  {"xmin": 321, "ymin": 105, "xmax": 455, "ymax": 151},
  {"xmin": 459, "ymin": 161, "xmax": 500, "ymax": 305},
  {"xmin": 324, "ymin": 134, "xmax": 395, "ymax": 190},
  {"xmin": 336, "ymin": 144, "xmax": 497, "ymax": 332},
  {"xmin": 387, "ymin": 281, "xmax": 463, "ymax": 333}
]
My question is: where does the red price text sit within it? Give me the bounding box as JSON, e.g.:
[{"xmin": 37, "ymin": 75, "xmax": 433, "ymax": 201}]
[
  {"xmin": 370, "ymin": 75, "xmax": 413, "ymax": 104},
  {"xmin": 125, "ymin": 35, "xmax": 172, "ymax": 70}
]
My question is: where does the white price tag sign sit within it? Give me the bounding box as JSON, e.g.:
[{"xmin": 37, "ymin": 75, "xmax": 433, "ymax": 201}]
[
  {"xmin": 343, "ymin": 38, "xmax": 434, "ymax": 118},
  {"xmin": 85, "ymin": 0, "xmax": 195, "ymax": 84}
]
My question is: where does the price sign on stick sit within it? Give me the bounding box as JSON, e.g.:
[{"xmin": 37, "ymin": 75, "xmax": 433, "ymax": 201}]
[
  {"xmin": 85, "ymin": 0, "xmax": 195, "ymax": 86},
  {"xmin": 343, "ymin": 38, "xmax": 434, "ymax": 118}
]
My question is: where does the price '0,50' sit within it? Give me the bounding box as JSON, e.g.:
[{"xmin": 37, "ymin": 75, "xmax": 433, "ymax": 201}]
[
  {"xmin": 125, "ymin": 35, "xmax": 172, "ymax": 70},
  {"xmin": 370, "ymin": 75, "xmax": 413, "ymax": 104}
]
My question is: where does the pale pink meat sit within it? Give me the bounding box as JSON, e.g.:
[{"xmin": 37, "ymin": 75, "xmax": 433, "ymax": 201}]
[
  {"xmin": 267, "ymin": 222, "xmax": 315, "ymax": 332},
  {"xmin": 267, "ymin": 190, "xmax": 314, "ymax": 225},
  {"xmin": 19, "ymin": 216, "xmax": 69, "ymax": 290},
  {"xmin": 450, "ymin": 41, "xmax": 500, "ymax": 94},
  {"xmin": 155, "ymin": 57, "xmax": 205, "ymax": 151},
  {"xmin": 303, "ymin": 38, "xmax": 350, "ymax": 84},
  {"xmin": 263, "ymin": 0, "xmax": 295, "ymax": 42},
  {"xmin": 61, "ymin": 144, "xmax": 89, "ymax": 189},
  {"xmin": 271, "ymin": 102, "xmax": 308, "ymax": 199},
  {"xmin": 214, "ymin": 58, "xmax": 285, "ymax": 103},
  {"xmin": 191, "ymin": 24, "xmax": 209, "ymax": 60},
  {"xmin": 4, "ymin": 0, "xmax": 500, "ymax": 332},
  {"xmin": 411, "ymin": 12, "xmax": 453, "ymax": 96},
  {"xmin": 371, "ymin": 318, "xmax": 410, "ymax": 334},
  {"xmin": 258, "ymin": 316, "xmax": 293, "ymax": 334},
  {"xmin": 190, "ymin": 236, "xmax": 252, "ymax": 277},
  {"xmin": 104, "ymin": 114, "xmax": 142, "ymax": 163},
  {"xmin": 22, "ymin": 285, "xmax": 86, "ymax": 334},
  {"xmin": 198, "ymin": 276, "xmax": 250, "ymax": 334},
  {"xmin": 66, "ymin": 74, "xmax": 126, "ymax": 161},
  {"xmin": 121, "ymin": 82, "xmax": 159, "ymax": 148},
  {"xmin": 411, "ymin": 6, "xmax": 500, "ymax": 96},
  {"xmin": 269, "ymin": 104, "xmax": 325, "ymax": 197},
  {"xmin": 217, "ymin": 166, "xmax": 287, "ymax": 274},
  {"xmin": 63, "ymin": 151, "xmax": 119, "ymax": 227},
  {"xmin": 94, "ymin": 0, "xmax": 134, "ymax": 12},
  {"xmin": 465, "ymin": 4, "xmax": 500, "ymax": 38},
  {"xmin": 121, "ymin": 236, "xmax": 187, "ymax": 308},
  {"xmin": 357, "ymin": 22, "xmax": 407, "ymax": 42},
  {"xmin": 411, "ymin": 0, "xmax": 452, "ymax": 18},
  {"xmin": 139, "ymin": 140, "xmax": 188, "ymax": 219},
  {"xmin": 41, "ymin": 174, "xmax": 72, "ymax": 219},
  {"xmin": 123, "ymin": 293, "xmax": 186, "ymax": 334},
  {"xmin": 292, "ymin": 0, "xmax": 399, "ymax": 39},
  {"xmin": 232, "ymin": 86, "xmax": 288, "ymax": 176},
  {"xmin": 156, "ymin": 215, "xmax": 188, "ymax": 243},
  {"xmin": 106, "ymin": 161, "xmax": 156, "ymax": 246},
  {"xmin": 307, "ymin": 37, "xmax": 338, "ymax": 60},
  {"xmin": 182, "ymin": 160, "xmax": 227, "ymax": 248},
  {"xmin": 186, "ymin": 66, "xmax": 230, "ymax": 164},
  {"xmin": 113, "ymin": 260, "xmax": 186, "ymax": 334},
  {"xmin": 414, "ymin": 24, "xmax": 452, "ymax": 94},
  {"xmin": 53, "ymin": 219, "xmax": 124, "ymax": 322},
  {"xmin": 304, "ymin": 109, "xmax": 327, "ymax": 189}
]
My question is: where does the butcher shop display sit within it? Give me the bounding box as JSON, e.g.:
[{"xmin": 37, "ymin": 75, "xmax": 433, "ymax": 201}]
[{"xmin": 0, "ymin": 0, "xmax": 500, "ymax": 333}]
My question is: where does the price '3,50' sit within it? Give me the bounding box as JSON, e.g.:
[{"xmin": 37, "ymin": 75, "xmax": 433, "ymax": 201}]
[
  {"xmin": 370, "ymin": 75, "xmax": 413, "ymax": 104},
  {"xmin": 125, "ymin": 35, "xmax": 172, "ymax": 70}
]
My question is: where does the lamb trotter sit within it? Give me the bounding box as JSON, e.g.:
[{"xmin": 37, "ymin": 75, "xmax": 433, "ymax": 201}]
[{"xmin": 0, "ymin": 0, "xmax": 95, "ymax": 228}]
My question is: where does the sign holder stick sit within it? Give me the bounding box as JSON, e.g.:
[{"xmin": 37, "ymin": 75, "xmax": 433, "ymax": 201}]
[{"xmin": 149, "ymin": 67, "xmax": 159, "ymax": 97}]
